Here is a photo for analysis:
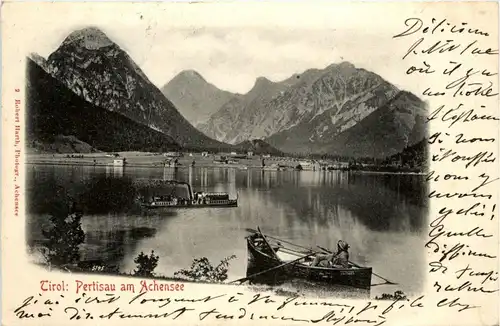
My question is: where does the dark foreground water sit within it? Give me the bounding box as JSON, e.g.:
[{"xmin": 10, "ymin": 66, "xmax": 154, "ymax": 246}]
[{"xmin": 26, "ymin": 164, "xmax": 428, "ymax": 298}]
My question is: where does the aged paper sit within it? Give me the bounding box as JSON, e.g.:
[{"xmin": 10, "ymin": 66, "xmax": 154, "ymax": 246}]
[{"xmin": 1, "ymin": 2, "xmax": 499, "ymax": 326}]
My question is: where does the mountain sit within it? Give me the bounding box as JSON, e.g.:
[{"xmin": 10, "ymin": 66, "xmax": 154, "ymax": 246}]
[
  {"xmin": 198, "ymin": 76, "xmax": 292, "ymax": 143},
  {"xmin": 161, "ymin": 70, "xmax": 236, "ymax": 126},
  {"xmin": 29, "ymin": 135, "xmax": 99, "ymax": 154},
  {"xmin": 236, "ymin": 139, "xmax": 283, "ymax": 156},
  {"xmin": 267, "ymin": 90, "xmax": 428, "ymax": 158},
  {"xmin": 200, "ymin": 62, "xmax": 427, "ymax": 158},
  {"xmin": 29, "ymin": 52, "xmax": 51, "ymax": 71},
  {"xmin": 200, "ymin": 62, "xmax": 399, "ymax": 145},
  {"xmin": 26, "ymin": 57, "xmax": 181, "ymax": 153},
  {"xmin": 41, "ymin": 27, "xmax": 232, "ymax": 151}
]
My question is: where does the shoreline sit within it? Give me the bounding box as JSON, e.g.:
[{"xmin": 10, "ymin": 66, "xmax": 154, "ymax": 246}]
[
  {"xmin": 25, "ymin": 160, "xmax": 426, "ymax": 176},
  {"xmin": 25, "ymin": 151, "xmax": 426, "ymax": 175}
]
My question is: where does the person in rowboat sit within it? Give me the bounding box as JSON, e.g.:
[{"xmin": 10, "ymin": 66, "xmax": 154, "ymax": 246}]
[{"xmin": 311, "ymin": 240, "xmax": 350, "ymax": 268}]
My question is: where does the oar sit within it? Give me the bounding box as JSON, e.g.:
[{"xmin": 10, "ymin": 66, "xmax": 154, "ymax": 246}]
[
  {"xmin": 350, "ymin": 261, "xmax": 397, "ymax": 285},
  {"xmin": 245, "ymin": 228, "xmax": 321, "ymax": 254},
  {"xmin": 229, "ymin": 252, "xmax": 316, "ymax": 284},
  {"xmin": 317, "ymin": 245, "xmax": 398, "ymax": 285},
  {"xmin": 277, "ymin": 246, "xmax": 312, "ymax": 257},
  {"xmin": 317, "ymin": 245, "xmax": 332, "ymax": 253}
]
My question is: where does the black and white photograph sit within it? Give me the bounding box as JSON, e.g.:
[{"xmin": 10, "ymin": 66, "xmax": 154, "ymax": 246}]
[{"xmin": 23, "ymin": 6, "xmax": 430, "ymax": 302}]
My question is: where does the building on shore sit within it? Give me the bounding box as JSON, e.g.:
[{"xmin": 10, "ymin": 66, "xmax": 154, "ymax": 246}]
[
  {"xmin": 164, "ymin": 151, "xmax": 182, "ymax": 158},
  {"xmin": 299, "ymin": 161, "xmax": 312, "ymax": 170},
  {"xmin": 113, "ymin": 158, "xmax": 126, "ymax": 166},
  {"xmin": 326, "ymin": 161, "xmax": 350, "ymax": 170},
  {"xmin": 298, "ymin": 160, "xmax": 322, "ymax": 171}
]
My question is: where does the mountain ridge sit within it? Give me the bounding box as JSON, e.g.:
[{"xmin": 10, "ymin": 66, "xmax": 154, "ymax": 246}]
[
  {"xmin": 161, "ymin": 70, "xmax": 237, "ymax": 126},
  {"xmin": 34, "ymin": 26, "xmax": 428, "ymax": 159},
  {"xmin": 40, "ymin": 27, "xmax": 234, "ymax": 152},
  {"xmin": 199, "ymin": 62, "xmax": 403, "ymax": 144},
  {"xmin": 26, "ymin": 57, "xmax": 181, "ymax": 153},
  {"xmin": 62, "ymin": 27, "xmax": 115, "ymax": 50},
  {"xmin": 196, "ymin": 61, "xmax": 427, "ymax": 158}
]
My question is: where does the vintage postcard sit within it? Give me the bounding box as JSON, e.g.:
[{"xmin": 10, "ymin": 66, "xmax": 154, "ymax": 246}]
[{"xmin": 1, "ymin": 1, "xmax": 498, "ymax": 326}]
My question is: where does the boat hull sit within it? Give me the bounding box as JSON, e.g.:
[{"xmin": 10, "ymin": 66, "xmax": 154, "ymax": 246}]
[
  {"xmin": 142, "ymin": 200, "xmax": 238, "ymax": 209},
  {"xmin": 246, "ymin": 237, "xmax": 372, "ymax": 290}
]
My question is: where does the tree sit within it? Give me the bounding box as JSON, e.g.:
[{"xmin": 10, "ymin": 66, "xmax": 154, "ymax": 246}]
[
  {"xmin": 133, "ymin": 251, "xmax": 159, "ymax": 277},
  {"xmin": 174, "ymin": 255, "xmax": 236, "ymax": 283},
  {"xmin": 42, "ymin": 201, "xmax": 85, "ymax": 267}
]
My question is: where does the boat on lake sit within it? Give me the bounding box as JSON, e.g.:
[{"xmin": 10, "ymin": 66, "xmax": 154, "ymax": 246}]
[
  {"xmin": 138, "ymin": 180, "xmax": 238, "ymax": 209},
  {"xmin": 245, "ymin": 230, "xmax": 372, "ymax": 290}
]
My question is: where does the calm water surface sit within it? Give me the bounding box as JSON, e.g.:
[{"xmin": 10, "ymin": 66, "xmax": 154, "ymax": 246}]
[{"xmin": 26, "ymin": 164, "xmax": 428, "ymax": 297}]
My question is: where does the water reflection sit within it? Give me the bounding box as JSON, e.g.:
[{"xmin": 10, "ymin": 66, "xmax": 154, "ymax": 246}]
[
  {"xmin": 106, "ymin": 165, "xmax": 124, "ymax": 178},
  {"xmin": 26, "ymin": 165, "xmax": 427, "ymax": 297}
]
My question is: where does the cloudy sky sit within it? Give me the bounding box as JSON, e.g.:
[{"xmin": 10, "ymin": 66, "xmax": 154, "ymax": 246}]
[
  {"xmin": 17, "ymin": 2, "xmax": 496, "ymax": 95},
  {"xmin": 37, "ymin": 26, "xmax": 397, "ymax": 94}
]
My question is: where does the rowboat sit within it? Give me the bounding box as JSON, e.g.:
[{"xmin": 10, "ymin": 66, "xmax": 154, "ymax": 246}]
[
  {"xmin": 245, "ymin": 231, "xmax": 372, "ymax": 290},
  {"xmin": 138, "ymin": 180, "xmax": 238, "ymax": 209}
]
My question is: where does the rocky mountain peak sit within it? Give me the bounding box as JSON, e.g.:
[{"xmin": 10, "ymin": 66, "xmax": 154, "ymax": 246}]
[
  {"xmin": 162, "ymin": 69, "xmax": 237, "ymax": 126},
  {"xmin": 324, "ymin": 61, "xmax": 358, "ymax": 76},
  {"xmin": 175, "ymin": 70, "xmax": 206, "ymax": 82},
  {"xmin": 199, "ymin": 59, "xmax": 426, "ymax": 157},
  {"xmin": 337, "ymin": 61, "xmax": 356, "ymax": 69},
  {"xmin": 249, "ymin": 76, "xmax": 276, "ymax": 93},
  {"xmin": 255, "ymin": 76, "xmax": 272, "ymax": 85},
  {"xmin": 28, "ymin": 52, "xmax": 48, "ymax": 66},
  {"xmin": 29, "ymin": 52, "xmax": 45, "ymax": 62},
  {"xmin": 45, "ymin": 27, "xmax": 230, "ymax": 150},
  {"xmin": 61, "ymin": 27, "xmax": 114, "ymax": 50}
]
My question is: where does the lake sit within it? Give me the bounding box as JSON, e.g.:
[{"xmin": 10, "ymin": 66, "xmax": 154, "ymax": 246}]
[{"xmin": 26, "ymin": 164, "xmax": 428, "ymax": 298}]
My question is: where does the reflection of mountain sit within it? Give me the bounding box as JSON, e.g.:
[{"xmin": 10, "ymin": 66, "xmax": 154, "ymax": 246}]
[
  {"xmin": 28, "ymin": 166, "xmax": 426, "ymax": 235},
  {"xmin": 263, "ymin": 171, "xmax": 426, "ymax": 233},
  {"xmin": 80, "ymin": 226, "xmax": 157, "ymax": 268},
  {"xmin": 26, "ymin": 166, "xmax": 175, "ymax": 271},
  {"xmin": 27, "ymin": 165, "xmax": 426, "ymax": 293},
  {"xmin": 347, "ymin": 172, "xmax": 428, "ymax": 208},
  {"xmin": 26, "ymin": 211, "xmax": 162, "ymax": 271}
]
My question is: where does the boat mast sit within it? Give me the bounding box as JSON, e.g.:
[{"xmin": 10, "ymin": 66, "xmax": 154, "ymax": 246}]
[{"xmin": 186, "ymin": 182, "xmax": 194, "ymax": 201}]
